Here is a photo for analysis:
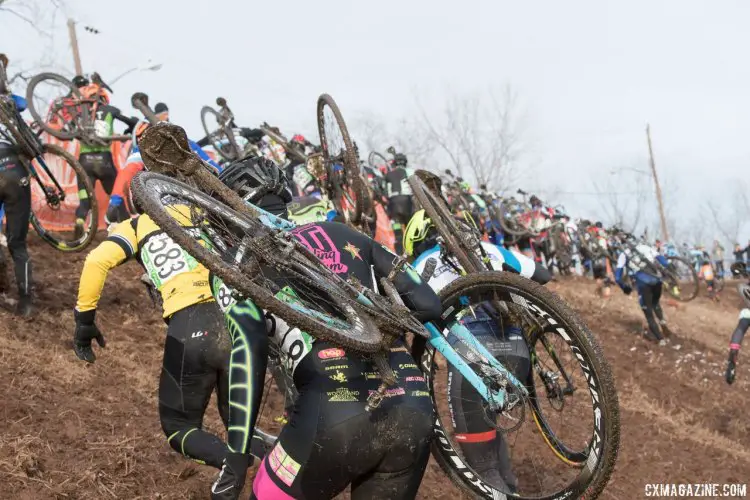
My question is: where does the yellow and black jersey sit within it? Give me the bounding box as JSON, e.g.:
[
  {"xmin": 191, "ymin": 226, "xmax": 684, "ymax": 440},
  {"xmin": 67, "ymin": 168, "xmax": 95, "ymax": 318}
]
[{"xmin": 76, "ymin": 210, "xmax": 214, "ymax": 319}]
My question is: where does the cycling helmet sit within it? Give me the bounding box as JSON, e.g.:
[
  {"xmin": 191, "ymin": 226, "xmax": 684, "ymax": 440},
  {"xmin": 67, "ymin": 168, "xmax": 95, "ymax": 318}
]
[
  {"xmin": 219, "ymin": 156, "xmax": 293, "ymax": 216},
  {"xmin": 80, "ymin": 83, "xmax": 110, "ymax": 104},
  {"xmin": 291, "ymin": 134, "xmax": 306, "ymax": 143},
  {"xmin": 738, "ymin": 283, "xmax": 750, "ymax": 309},
  {"xmin": 154, "ymin": 102, "xmax": 169, "ymax": 121},
  {"xmin": 393, "ymin": 153, "xmax": 408, "ymax": 167},
  {"xmin": 72, "ymin": 75, "xmax": 89, "ymax": 88},
  {"xmin": 529, "ymin": 195, "xmax": 542, "ymax": 208},
  {"xmin": 403, "ymin": 209, "xmax": 438, "ymax": 257}
]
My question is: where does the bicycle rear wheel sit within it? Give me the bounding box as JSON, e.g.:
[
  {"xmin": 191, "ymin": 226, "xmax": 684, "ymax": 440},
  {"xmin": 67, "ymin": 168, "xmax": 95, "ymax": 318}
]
[
  {"xmin": 131, "ymin": 171, "xmax": 384, "ymax": 354},
  {"xmin": 28, "ymin": 144, "xmax": 98, "ymax": 252},
  {"xmin": 424, "ymin": 271, "xmax": 619, "ymax": 500},
  {"xmin": 316, "ymin": 94, "xmax": 365, "ymax": 224},
  {"xmin": 409, "ymin": 172, "xmax": 485, "ymax": 273},
  {"xmin": 26, "ymin": 72, "xmax": 88, "ymax": 140}
]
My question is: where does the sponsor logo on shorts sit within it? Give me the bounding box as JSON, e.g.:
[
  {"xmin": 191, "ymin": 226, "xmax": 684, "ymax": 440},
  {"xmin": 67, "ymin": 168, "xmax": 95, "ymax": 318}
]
[
  {"xmin": 389, "ymin": 345, "xmax": 409, "ymax": 353},
  {"xmin": 411, "ymin": 390, "xmax": 430, "ymax": 397},
  {"xmin": 405, "ymin": 376, "xmax": 425, "ymax": 383},
  {"xmin": 318, "ymin": 348, "xmax": 346, "ymax": 360},
  {"xmin": 324, "ymin": 364, "xmax": 349, "ymax": 371},
  {"xmin": 398, "ymin": 363, "xmax": 418, "ymax": 370},
  {"xmin": 329, "ymin": 370, "xmax": 347, "ymax": 383},
  {"xmin": 368, "ymin": 387, "xmax": 405, "ymax": 398},
  {"xmin": 364, "ymin": 371, "xmax": 381, "ymax": 380},
  {"xmin": 193, "ymin": 280, "xmax": 209, "ymax": 287},
  {"xmin": 268, "ymin": 443, "xmax": 301, "ymax": 487},
  {"xmin": 327, "ymin": 388, "xmax": 360, "ymax": 402}
]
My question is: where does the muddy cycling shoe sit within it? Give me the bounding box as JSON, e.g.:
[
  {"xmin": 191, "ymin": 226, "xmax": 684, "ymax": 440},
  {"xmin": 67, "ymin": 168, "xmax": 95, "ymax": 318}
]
[
  {"xmin": 211, "ymin": 452, "xmax": 252, "ymax": 500},
  {"xmin": 140, "ymin": 122, "xmax": 203, "ymax": 177},
  {"xmin": 726, "ymin": 349, "xmax": 738, "ymax": 385},
  {"xmin": 15, "ymin": 294, "xmax": 32, "ymax": 317}
]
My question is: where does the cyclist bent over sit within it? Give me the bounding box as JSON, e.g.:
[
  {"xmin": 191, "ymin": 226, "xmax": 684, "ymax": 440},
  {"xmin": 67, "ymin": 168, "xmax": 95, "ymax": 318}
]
[
  {"xmin": 614, "ymin": 233, "xmax": 672, "ymax": 343},
  {"xmin": 202, "ymin": 154, "xmax": 442, "ymax": 499},
  {"xmin": 73, "ymin": 191, "xmax": 239, "ymax": 475},
  {"xmin": 726, "ymin": 283, "xmax": 750, "ymax": 384}
]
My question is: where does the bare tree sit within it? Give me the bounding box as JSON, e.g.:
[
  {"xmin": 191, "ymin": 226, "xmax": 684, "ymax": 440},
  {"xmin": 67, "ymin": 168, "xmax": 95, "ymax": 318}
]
[
  {"xmin": 414, "ymin": 84, "xmax": 527, "ymax": 191},
  {"xmin": 1, "ymin": 0, "xmax": 66, "ymax": 92},
  {"xmin": 351, "ymin": 112, "xmax": 435, "ymax": 168},
  {"xmin": 592, "ymin": 166, "xmax": 648, "ymax": 232},
  {"xmin": 705, "ymin": 184, "xmax": 746, "ymax": 246}
]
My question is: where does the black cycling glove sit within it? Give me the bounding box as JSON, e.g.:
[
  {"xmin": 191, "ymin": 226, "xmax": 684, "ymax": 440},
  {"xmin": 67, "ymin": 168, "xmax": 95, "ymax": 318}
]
[{"xmin": 73, "ymin": 309, "xmax": 106, "ymax": 363}]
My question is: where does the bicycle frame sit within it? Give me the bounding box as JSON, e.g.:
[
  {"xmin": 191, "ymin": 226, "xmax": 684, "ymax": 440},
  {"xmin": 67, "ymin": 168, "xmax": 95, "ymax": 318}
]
[{"xmin": 232, "ymin": 199, "xmax": 529, "ymax": 412}]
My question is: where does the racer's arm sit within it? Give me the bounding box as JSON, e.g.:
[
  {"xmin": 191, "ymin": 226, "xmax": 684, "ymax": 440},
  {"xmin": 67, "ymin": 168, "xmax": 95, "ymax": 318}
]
[
  {"xmin": 210, "ymin": 278, "xmax": 269, "ymax": 456},
  {"xmin": 109, "ymin": 153, "xmax": 144, "ymax": 207},
  {"xmin": 73, "ymin": 219, "xmax": 138, "ymax": 362},
  {"xmin": 371, "ymin": 242, "xmax": 442, "ymax": 323},
  {"xmin": 75, "ymin": 219, "xmax": 138, "ymax": 316},
  {"xmin": 614, "ymin": 252, "xmax": 632, "ymax": 293},
  {"xmin": 492, "ymin": 244, "xmax": 551, "ymax": 285}
]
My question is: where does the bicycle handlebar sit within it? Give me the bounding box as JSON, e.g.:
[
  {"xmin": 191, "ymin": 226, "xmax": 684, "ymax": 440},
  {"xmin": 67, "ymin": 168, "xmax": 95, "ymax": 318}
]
[{"xmin": 517, "ymin": 189, "xmax": 527, "ymax": 196}]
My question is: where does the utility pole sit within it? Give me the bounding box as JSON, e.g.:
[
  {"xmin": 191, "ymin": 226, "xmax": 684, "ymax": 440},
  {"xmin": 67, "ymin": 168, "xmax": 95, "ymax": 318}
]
[
  {"xmin": 646, "ymin": 123, "xmax": 669, "ymax": 241},
  {"xmin": 67, "ymin": 19, "xmax": 83, "ymax": 76}
]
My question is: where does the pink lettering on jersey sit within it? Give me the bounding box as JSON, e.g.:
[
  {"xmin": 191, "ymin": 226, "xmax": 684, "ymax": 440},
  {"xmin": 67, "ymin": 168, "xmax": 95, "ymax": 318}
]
[{"xmin": 291, "ymin": 225, "xmax": 349, "ymax": 274}]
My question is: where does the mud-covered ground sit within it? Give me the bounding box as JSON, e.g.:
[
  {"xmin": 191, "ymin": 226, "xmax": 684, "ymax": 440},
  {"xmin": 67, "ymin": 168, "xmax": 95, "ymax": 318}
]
[{"xmin": 1, "ymin": 235, "xmax": 748, "ymax": 499}]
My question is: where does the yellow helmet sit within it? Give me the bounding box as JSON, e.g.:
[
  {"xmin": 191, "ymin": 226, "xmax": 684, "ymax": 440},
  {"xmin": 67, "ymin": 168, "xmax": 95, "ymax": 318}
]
[{"xmin": 403, "ymin": 209, "xmax": 433, "ymax": 257}]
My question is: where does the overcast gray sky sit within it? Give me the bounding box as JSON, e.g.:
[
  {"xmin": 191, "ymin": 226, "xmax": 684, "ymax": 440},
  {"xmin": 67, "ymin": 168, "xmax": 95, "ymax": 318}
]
[{"xmin": 4, "ymin": 0, "xmax": 749, "ymax": 243}]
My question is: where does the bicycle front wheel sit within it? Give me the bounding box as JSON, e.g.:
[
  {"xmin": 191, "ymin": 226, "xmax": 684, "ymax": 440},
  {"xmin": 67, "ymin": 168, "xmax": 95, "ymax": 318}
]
[
  {"xmin": 200, "ymin": 106, "xmax": 237, "ymax": 161},
  {"xmin": 28, "ymin": 143, "xmax": 98, "ymax": 252},
  {"xmin": 423, "ymin": 271, "xmax": 620, "ymax": 500},
  {"xmin": 131, "ymin": 172, "xmax": 383, "ymax": 354},
  {"xmin": 316, "ymin": 94, "xmax": 365, "ymax": 224},
  {"xmin": 663, "ymin": 256, "xmax": 698, "ymax": 302}
]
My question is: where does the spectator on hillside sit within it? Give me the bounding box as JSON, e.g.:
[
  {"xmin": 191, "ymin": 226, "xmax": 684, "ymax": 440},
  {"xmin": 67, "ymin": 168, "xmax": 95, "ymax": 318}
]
[
  {"xmin": 712, "ymin": 240, "xmax": 725, "ymax": 277},
  {"xmin": 734, "ymin": 243, "xmax": 745, "ymax": 263}
]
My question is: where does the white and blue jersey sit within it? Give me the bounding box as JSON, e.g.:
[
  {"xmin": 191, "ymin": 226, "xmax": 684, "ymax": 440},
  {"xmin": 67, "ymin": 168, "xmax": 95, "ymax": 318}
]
[
  {"xmin": 615, "ymin": 243, "xmax": 667, "ymax": 287},
  {"xmin": 412, "ymin": 241, "xmax": 550, "ymax": 293}
]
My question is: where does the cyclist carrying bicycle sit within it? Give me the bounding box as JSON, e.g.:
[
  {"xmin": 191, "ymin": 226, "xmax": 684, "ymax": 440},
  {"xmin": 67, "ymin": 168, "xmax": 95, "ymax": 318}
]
[
  {"xmin": 726, "ymin": 283, "xmax": 750, "ymax": 384},
  {"xmin": 69, "ymin": 75, "xmax": 139, "ymax": 237},
  {"xmin": 403, "ymin": 206, "xmax": 550, "ymax": 492},
  {"xmin": 72, "ymin": 151, "xmax": 246, "ymax": 487},
  {"xmin": 613, "ymin": 232, "xmax": 672, "ymax": 343},
  {"xmin": 384, "ymin": 151, "xmax": 414, "ymax": 254},
  {"xmin": 207, "ymin": 158, "xmax": 442, "ymax": 499},
  {"xmin": 0, "ymin": 54, "xmax": 34, "ymax": 315}
]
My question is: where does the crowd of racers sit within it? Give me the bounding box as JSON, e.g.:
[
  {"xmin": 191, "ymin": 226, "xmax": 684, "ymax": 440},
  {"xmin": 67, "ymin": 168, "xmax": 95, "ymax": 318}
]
[{"xmin": 1, "ymin": 54, "xmax": 748, "ymax": 499}]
